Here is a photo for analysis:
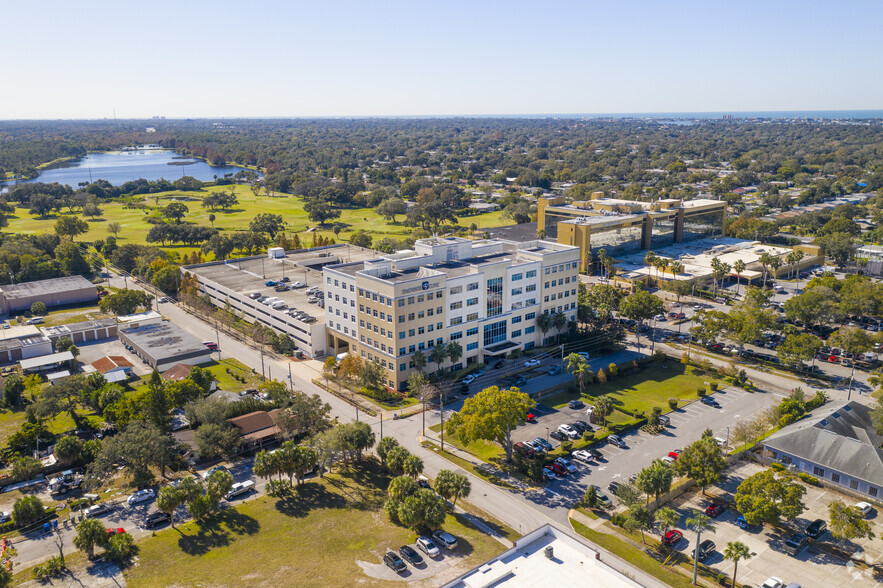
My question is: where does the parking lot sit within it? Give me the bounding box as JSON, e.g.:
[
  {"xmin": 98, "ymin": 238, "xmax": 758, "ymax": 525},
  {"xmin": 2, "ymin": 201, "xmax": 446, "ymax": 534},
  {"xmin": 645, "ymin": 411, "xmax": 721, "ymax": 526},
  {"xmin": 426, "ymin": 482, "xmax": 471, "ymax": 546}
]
[{"xmin": 670, "ymin": 461, "xmax": 882, "ymax": 588}]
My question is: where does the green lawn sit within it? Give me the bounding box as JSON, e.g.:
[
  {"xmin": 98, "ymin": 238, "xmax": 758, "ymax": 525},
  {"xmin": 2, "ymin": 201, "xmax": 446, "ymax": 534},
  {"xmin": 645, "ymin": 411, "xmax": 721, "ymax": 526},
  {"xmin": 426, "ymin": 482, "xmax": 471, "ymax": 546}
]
[
  {"xmin": 5, "ymin": 185, "xmax": 516, "ymax": 259},
  {"xmin": 125, "ymin": 461, "xmax": 506, "ymax": 587},
  {"xmin": 546, "ymin": 363, "xmax": 711, "ymax": 416}
]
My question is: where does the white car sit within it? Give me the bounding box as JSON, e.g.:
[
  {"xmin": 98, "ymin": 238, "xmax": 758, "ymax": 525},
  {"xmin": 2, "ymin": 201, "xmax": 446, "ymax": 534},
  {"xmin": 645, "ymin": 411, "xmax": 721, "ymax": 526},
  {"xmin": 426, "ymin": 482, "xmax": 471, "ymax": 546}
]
[
  {"xmin": 661, "ymin": 456, "xmax": 676, "ymax": 466},
  {"xmin": 571, "ymin": 450, "xmax": 593, "ymax": 465},
  {"xmin": 554, "ymin": 457, "xmax": 578, "ymax": 474},
  {"xmin": 523, "ymin": 359, "xmax": 541, "ymax": 368},
  {"xmin": 558, "ymin": 424, "xmax": 580, "ymax": 439},
  {"xmin": 855, "ymin": 501, "xmax": 873, "ymax": 517},
  {"xmin": 607, "ymin": 434, "xmax": 626, "ymax": 448},
  {"xmin": 576, "ymin": 351, "xmax": 590, "ymax": 360},
  {"xmin": 0, "ymin": 512, "xmax": 9, "ymax": 524},
  {"xmin": 761, "ymin": 578, "xmax": 784, "ymax": 588},
  {"xmin": 85, "ymin": 503, "xmax": 113, "ymax": 518},
  {"xmin": 127, "ymin": 489, "xmax": 155, "ymax": 506},
  {"xmin": 462, "ymin": 374, "xmax": 476, "ymax": 385},
  {"xmin": 653, "ymin": 314, "xmax": 666, "ymax": 321},
  {"xmin": 416, "ymin": 535, "xmax": 440, "ymax": 557}
]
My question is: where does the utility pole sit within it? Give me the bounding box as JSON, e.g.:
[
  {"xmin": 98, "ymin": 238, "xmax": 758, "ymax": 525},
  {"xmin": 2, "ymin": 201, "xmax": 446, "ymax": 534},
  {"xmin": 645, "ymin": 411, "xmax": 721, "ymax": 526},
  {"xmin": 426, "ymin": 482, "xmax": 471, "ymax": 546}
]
[
  {"xmin": 288, "ymin": 363, "xmax": 293, "ymax": 391},
  {"xmin": 440, "ymin": 401, "xmax": 445, "ymax": 452}
]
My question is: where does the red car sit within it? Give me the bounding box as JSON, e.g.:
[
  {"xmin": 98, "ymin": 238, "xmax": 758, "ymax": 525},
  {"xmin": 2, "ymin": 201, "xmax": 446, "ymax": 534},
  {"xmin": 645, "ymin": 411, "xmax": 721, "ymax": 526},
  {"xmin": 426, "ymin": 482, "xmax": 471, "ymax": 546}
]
[
  {"xmin": 549, "ymin": 463, "xmax": 569, "ymax": 477},
  {"xmin": 662, "ymin": 529, "xmax": 683, "ymax": 546},
  {"xmin": 667, "ymin": 451, "xmax": 680, "ymax": 460},
  {"xmin": 526, "ymin": 413, "xmax": 537, "ymax": 423},
  {"xmin": 705, "ymin": 503, "xmax": 725, "ymax": 518},
  {"xmin": 828, "ymin": 356, "xmax": 840, "ymax": 363},
  {"xmin": 106, "ymin": 528, "xmax": 126, "ymax": 536}
]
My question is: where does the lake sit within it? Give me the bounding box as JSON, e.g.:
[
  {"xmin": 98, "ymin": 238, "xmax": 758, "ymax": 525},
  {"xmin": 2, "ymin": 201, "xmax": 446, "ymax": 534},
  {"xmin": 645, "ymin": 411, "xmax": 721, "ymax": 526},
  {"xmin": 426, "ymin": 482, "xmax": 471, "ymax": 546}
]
[{"xmin": 1, "ymin": 146, "xmax": 253, "ymax": 189}]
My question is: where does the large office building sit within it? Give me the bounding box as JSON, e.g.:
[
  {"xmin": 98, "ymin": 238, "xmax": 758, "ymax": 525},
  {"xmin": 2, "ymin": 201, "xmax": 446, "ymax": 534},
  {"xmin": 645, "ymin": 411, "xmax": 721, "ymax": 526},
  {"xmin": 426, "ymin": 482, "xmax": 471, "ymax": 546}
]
[
  {"xmin": 323, "ymin": 237, "xmax": 580, "ymax": 391},
  {"xmin": 538, "ymin": 194, "xmax": 728, "ymax": 263}
]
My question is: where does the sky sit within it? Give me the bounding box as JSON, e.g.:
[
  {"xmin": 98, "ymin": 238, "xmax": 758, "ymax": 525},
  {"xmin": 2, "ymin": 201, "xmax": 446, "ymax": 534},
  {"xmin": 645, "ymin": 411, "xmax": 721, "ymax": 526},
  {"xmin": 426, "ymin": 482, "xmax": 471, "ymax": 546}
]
[{"xmin": 1, "ymin": 0, "xmax": 881, "ymax": 119}]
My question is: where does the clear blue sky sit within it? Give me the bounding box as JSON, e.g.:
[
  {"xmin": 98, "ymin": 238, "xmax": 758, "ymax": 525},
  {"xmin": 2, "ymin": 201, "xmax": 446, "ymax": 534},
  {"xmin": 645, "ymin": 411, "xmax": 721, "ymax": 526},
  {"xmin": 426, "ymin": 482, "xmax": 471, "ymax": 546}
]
[{"xmin": 2, "ymin": 0, "xmax": 880, "ymax": 118}]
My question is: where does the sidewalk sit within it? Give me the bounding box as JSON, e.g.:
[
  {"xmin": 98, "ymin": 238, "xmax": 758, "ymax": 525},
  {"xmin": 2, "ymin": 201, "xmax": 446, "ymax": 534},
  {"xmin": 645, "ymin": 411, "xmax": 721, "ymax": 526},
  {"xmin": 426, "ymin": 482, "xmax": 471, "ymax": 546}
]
[{"xmin": 420, "ymin": 430, "xmax": 533, "ymax": 492}]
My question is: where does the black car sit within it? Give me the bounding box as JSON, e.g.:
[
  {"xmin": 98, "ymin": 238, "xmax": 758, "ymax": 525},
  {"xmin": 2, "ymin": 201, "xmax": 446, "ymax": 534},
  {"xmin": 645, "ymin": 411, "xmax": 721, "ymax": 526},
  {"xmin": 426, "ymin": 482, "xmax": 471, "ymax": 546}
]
[
  {"xmin": 144, "ymin": 512, "xmax": 171, "ymax": 529},
  {"xmin": 460, "ymin": 383, "xmax": 469, "ymax": 394},
  {"xmin": 550, "ymin": 430, "xmax": 568, "ymax": 441},
  {"xmin": 493, "ymin": 361, "xmax": 505, "ymax": 369},
  {"xmin": 607, "ymin": 481, "xmax": 621, "ymax": 495},
  {"xmin": 383, "ymin": 551, "xmax": 407, "ymax": 573},
  {"xmin": 692, "ymin": 539, "xmax": 715, "ymax": 561},
  {"xmin": 586, "ymin": 448, "xmax": 603, "ymax": 460},
  {"xmin": 399, "ymin": 545, "xmax": 424, "ymax": 566},
  {"xmin": 806, "ymin": 518, "xmax": 827, "ymax": 539},
  {"xmin": 784, "ymin": 532, "xmax": 809, "ymax": 556},
  {"xmin": 571, "ymin": 420, "xmax": 592, "ymax": 433}
]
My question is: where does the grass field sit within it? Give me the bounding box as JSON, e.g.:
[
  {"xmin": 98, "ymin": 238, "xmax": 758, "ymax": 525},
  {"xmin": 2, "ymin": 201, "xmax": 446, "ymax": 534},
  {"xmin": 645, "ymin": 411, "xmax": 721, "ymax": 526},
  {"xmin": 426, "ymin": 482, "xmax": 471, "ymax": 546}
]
[
  {"xmin": 125, "ymin": 460, "xmax": 506, "ymax": 588},
  {"xmin": 4, "ymin": 185, "xmax": 516, "ymax": 259},
  {"xmin": 543, "ymin": 363, "xmax": 711, "ymax": 416}
]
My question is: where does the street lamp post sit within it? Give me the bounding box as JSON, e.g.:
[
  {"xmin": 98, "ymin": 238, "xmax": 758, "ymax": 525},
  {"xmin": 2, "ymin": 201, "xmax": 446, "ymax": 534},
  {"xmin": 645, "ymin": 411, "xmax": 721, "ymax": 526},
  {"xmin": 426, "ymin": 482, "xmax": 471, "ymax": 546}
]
[{"xmin": 545, "ymin": 427, "xmax": 550, "ymax": 442}]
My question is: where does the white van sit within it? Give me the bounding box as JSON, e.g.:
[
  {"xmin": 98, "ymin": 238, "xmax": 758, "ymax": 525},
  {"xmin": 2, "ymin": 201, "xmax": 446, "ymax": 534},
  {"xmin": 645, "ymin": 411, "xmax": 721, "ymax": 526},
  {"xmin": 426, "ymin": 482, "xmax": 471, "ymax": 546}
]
[
  {"xmin": 225, "ymin": 480, "xmax": 255, "ymax": 500},
  {"xmin": 262, "ymin": 297, "xmax": 279, "ymax": 306}
]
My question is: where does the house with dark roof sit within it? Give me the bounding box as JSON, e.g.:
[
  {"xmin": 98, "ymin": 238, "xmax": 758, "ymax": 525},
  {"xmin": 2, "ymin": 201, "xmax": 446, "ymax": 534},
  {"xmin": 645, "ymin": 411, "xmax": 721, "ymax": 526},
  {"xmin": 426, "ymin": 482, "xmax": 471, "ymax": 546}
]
[
  {"xmin": 227, "ymin": 410, "xmax": 281, "ymax": 447},
  {"xmin": 762, "ymin": 401, "xmax": 883, "ymax": 500},
  {"xmin": 161, "ymin": 363, "xmax": 194, "ymax": 382}
]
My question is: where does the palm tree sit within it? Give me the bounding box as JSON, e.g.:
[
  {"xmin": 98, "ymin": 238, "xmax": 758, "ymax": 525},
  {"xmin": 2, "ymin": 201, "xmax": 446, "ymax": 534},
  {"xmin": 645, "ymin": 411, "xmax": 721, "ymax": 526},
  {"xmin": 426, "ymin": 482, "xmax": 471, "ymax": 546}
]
[
  {"xmin": 566, "ymin": 353, "xmax": 590, "ymax": 393},
  {"xmin": 669, "ymin": 260, "xmax": 683, "ymax": 279},
  {"xmin": 553, "ymin": 312, "xmax": 567, "ymax": 343},
  {"xmin": 73, "ymin": 518, "xmax": 107, "ymax": 559},
  {"xmin": 593, "ymin": 395, "xmax": 615, "ymax": 429},
  {"xmin": 658, "ymin": 258, "xmax": 671, "ymax": 283},
  {"xmin": 723, "ymin": 540, "xmax": 752, "ymax": 588},
  {"xmin": 156, "ymin": 485, "xmax": 184, "ymax": 529},
  {"xmin": 644, "ymin": 252, "xmax": 658, "ymax": 284},
  {"xmin": 430, "ymin": 344, "xmax": 448, "ymax": 374},
  {"xmin": 537, "ymin": 312, "xmax": 553, "ymax": 344},
  {"xmin": 655, "ymin": 506, "xmax": 679, "ymax": 538},
  {"xmin": 733, "ymin": 259, "xmax": 746, "ymax": 297},
  {"xmin": 402, "ymin": 454, "xmax": 424, "ymax": 479},
  {"xmin": 768, "ymin": 256, "xmax": 783, "ymax": 283},
  {"xmin": 447, "ymin": 341, "xmax": 463, "ymax": 372},
  {"xmin": 412, "ymin": 349, "xmax": 427, "ymax": 373},
  {"xmin": 758, "ymin": 252, "xmax": 773, "ymax": 287},
  {"xmin": 686, "ymin": 510, "xmax": 716, "ymax": 585}
]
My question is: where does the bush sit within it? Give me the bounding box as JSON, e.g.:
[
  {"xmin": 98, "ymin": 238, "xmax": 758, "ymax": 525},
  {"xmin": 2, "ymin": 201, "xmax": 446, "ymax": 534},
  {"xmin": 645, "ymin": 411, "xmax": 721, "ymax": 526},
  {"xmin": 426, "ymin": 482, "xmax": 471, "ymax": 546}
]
[
  {"xmin": 798, "ymin": 472, "xmax": 820, "ymax": 486},
  {"xmin": 105, "ymin": 531, "xmax": 137, "ymax": 564},
  {"xmin": 13, "ymin": 495, "xmax": 46, "ymax": 527},
  {"xmin": 717, "ymin": 572, "xmax": 728, "ymax": 585},
  {"xmin": 30, "ymin": 302, "xmax": 47, "ymax": 316},
  {"xmin": 709, "ymin": 381, "xmax": 718, "ymax": 391},
  {"xmin": 668, "ymin": 398, "xmax": 679, "ymax": 410},
  {"xmin": 582, "ymin": 431, "xmax": 594, "ymax": 442},
  {"xmin": 561, "ymin": 441, "xmax": 573, "ymax": 453},
  {"xmin": 770, "ymin": 462, "xmax": 786, "ymax": 472},
  {"xmin": 32, "ymin": 556, "xmax": 65, "ymax": 580},
  {"xmin": 697, "ymin": 387, "xmax": 706, "ymax": 397}
]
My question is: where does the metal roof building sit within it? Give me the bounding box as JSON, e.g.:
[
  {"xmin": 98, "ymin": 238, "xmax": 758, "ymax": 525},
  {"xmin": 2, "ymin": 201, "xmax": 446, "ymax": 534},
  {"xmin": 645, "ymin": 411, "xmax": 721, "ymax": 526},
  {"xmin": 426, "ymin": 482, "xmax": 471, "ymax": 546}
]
[{"xmin": 118, "ymin": 322, "xmax": 212, "ymax": 370}]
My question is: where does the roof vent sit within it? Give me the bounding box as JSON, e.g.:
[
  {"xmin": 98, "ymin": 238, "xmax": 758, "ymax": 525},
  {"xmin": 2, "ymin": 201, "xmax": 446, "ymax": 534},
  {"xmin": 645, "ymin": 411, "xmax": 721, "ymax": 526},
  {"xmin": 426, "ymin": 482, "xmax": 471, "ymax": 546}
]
[
  {"xmin": 544, "ymin": 546, "xmax": 554, "ymax": 559},
  {"xmin": 831, "ymin": 412, "xmax": 840, "ymax": 419}
]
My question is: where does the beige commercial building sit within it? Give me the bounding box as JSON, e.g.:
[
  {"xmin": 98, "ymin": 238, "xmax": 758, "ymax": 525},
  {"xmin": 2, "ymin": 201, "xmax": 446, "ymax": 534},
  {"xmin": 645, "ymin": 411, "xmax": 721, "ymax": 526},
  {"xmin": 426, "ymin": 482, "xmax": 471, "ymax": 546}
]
[{"xmin": 323, "ymin": 237, "xmax": 580, "ymax": 391}]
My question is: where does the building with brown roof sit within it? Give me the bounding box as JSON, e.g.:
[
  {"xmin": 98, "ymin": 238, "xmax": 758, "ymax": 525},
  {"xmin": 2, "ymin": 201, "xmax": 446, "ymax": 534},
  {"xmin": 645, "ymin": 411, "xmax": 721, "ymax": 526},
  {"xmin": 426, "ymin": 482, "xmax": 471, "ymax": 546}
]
[
  {"xmin": 161, "ymin": 363, "xmax": 194, "ymax": 382},
  {"xmin": 227, "ymin": 410, "xmax": 281, "ymax": 447},
  {"xmin": 91, "ymin": 356, "xmax": 134, "ymax": 374}
]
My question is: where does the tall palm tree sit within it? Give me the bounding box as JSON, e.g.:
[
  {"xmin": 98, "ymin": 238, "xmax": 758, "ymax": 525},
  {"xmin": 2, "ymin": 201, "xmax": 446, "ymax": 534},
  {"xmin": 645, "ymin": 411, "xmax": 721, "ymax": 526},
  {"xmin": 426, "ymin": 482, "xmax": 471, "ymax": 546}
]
[
  {"xmin": 537, "ymin": 312, "xmax": 553, "ymax": 344},
  {"xmin": 758, "ymin": 252, "xmax": 773, "ymax": 288},
  {"xmin": 669, "ymin": 260, "xmax": 683, "ymax": 278},
  {"xmin": 733, "ymin": 259, "xmax": 746, "ymax": 296},
  {"xmin": 553, "ymin": 312, "xmax": 567, "ymax": 343},
  {"xmin": 686, "ymin": 510, "xmax": 716, "ymax": 585},
  {"xmin": 74, "ymin": 518, "xmax": 107, "ymax": 559},
  {"xmin": 446, "ymin": 341, "xmax": 463, "ymax": 372},
  {"xmin": 723, "ymin": 540, "xmax": 752, "ymax": 588},
  {"xmin": 658, "ymin": 258, "xmax": 671, "ymax": 283},
  {"xmin": 655, "ymin": 506, "xmax": 679, "ymax": 538},
  {"xmin": 593, "ymin": 395, "xmax": 615, "ymax": 429},
  {"xmin": 430, "ymin": 344, "xmax": 448, "ymax": 374},
  {"xmin": 644, "ymin": 252, "xmax": 658, "ymax": 284},
  {"xmin": 768, "ymin": 256, "xmax": 783, "ymax": 283}
]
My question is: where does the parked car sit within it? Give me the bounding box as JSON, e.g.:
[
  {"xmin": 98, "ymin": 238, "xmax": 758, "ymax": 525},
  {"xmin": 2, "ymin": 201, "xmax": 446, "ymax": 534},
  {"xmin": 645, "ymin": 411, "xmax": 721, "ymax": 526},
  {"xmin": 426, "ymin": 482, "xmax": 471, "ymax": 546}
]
[
  {"xmin": 127, "ymin": 489, "xmax": 155, "ymax": 506},
  {"xmin": 554, "ymin": 457, "xmax": 578, "ymax": 474},
  {"xmin": 523, "ymin": 359, "xmax": 541, "ymax": 368},
  {"xmin": 416, "ymin": 536, "xmax": 440, "ymax": 557},
  {"xmin": 607, "ymin": 434, "xmax": 626, "ymax": 448},
  {"xmin": 558, "ymin": 424, "xmax": 580, "ymax": 439},
  {"xmin": 734, "ymin": 516, "xmax": 756, "ymax": 531},
  {"xmin": 571, "ymin": 450, "xmax": 594, "ymax": 465},
  {"xmin": 549, "ymin": 430, "xmax": 568, "ymax": 442},
  {"xmin": 571, "ymin": 420, "xmax": 592, "ymax": 433},
  {"xmin": 784, "ymin": 532, "xmax": 809, "ymax": 556},
  {"xmin": 493, "ymin": 361, "xmax": 505, "ymax": 369},
  {"xmin": 462, "ymin": 374, "xmax": 476, "ymax": 385},
  {"xmin": 856, "ymin": 501, "xmax": 873, "ymax": 517},
  {"xmin": 567, "ymin": 399, "xmax": 584, "ymax": 409},
  {"xmin": 144, "ymin": 512, "xmax": 171, "ymax": 529},
  {"xmin": 399, "ymin": 545, "xmax": 424, "ymax": 566},
  {"xmin": 532, "ymin": 437, "xmax": 553, "ymax": 452},
  {"xmin": 662, "ymin": 529, "xmax": 683, "ymax": 547},
  {"xmin": 692, "ymin": 539, "xmax": 716, "ymax": 561},
  {"xmin": 667, "ymin": 450, "xmax": 680, "ymax": 460},
  {"xmin": 106, "ymin": 528, "xmax": 126, "ymax": 537},
  {"xmin": 576, "ymin": 351, "xmax": 590, "ymax": 360},
  {"xmin": 585, "ymin": 448, "xmax": 603, "ymax": 460},
  {"xmin": 761, "ymin": 577, "xmax": 784, "ymax": 588},
  {"xmin": 547, "ymin": 366, "xmax": 562, "ymax": 376},
  {"xmin": 658, "ymin": 415, "xmax": 670, "ymax": 427},
  {"xmin": 383, "ymin": 551, "xmax": 407, "ymax": 573},
  {"xmin": 607, "ymin": 481, "xmax": 621, "ymax": 495},
  {"xmin": 549, "ymin": 463, "xmax": 569, "ymax": 477},
  {"xmin": 805, "ymin": 518, "xmax": 827, "ymax": 539},
  {"xmin": 593, "ymin": 488, "xmax": 613, "ymax": 508},
  {"xmin": 700, "ymin": 396, "xmax": 718, "ymax": 407},
  {"xmin": 704, "ymin": 503, "xmax": 725, "ymax": 518},
  {"xmin": 514, "ymin": 442, "xmax": 536, "ymax": 459},
  {"xmin": 541, "ymin": 467, "xmax": 556, "ymax": 481}
]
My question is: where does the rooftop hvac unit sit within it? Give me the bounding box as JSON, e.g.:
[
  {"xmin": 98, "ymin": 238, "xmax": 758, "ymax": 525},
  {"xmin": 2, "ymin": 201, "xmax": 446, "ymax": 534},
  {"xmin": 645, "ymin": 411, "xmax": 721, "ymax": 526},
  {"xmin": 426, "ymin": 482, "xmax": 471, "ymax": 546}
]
[{"xmin": 544, "ymin": 546, "xmax": 554, "ymax": 559}]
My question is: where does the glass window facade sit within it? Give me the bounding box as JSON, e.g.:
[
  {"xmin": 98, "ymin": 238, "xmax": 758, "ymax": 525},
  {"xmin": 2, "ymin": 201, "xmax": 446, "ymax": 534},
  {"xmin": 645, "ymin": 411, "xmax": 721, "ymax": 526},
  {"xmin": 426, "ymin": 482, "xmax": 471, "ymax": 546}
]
[
  {"xmin": 486, "ymin": 277, "xmax": 503, "ymax": 318},
  {"xmin": 589, "ymin": 221, "xmax": 643, "ymax": 257},
  {"xmin": 683, "ymin": 209, "xmax": 725, "ymax": 241},
  {"xmin": 483, "ymin": 320, "xmax": 507, "ymax": 346},
  {"xmin": 650, "ymin": 216, "xmax": 676, "ymax": 249}
]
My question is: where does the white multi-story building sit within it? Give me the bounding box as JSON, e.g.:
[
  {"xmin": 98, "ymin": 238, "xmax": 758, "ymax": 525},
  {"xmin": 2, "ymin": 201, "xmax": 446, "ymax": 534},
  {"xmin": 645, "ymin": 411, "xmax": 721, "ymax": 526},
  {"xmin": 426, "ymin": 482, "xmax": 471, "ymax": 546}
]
[{"xmin": 323, "ymin": 237, "xmax": 580, "ymax": 391}]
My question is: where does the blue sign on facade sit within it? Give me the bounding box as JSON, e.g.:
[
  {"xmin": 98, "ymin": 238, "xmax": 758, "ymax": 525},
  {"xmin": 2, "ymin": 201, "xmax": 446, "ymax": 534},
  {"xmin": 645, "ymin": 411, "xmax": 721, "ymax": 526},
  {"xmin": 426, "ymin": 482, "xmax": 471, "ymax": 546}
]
[{"xmin": 422, "ymin": 281, "xmax": 429, "ymax": 290}]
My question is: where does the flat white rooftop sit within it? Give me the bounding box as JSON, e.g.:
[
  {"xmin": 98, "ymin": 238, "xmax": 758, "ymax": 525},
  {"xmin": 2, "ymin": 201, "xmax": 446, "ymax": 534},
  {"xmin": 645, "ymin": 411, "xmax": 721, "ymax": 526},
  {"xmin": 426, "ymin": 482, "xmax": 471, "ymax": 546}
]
[{"xmin": 443, "ymin": 525, "xmax": 644, "ymax": 588}]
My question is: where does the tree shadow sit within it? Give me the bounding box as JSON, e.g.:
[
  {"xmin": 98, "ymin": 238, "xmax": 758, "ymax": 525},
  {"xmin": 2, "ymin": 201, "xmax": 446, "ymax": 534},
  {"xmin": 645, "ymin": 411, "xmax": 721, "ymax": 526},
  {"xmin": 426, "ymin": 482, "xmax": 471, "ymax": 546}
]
[
  {"xmin": 275, "ymin": 482, "xmax": 348, "ymax": 518},
  {"xmin": 176, "ymin": 509, "xmax": 259, "ymax": 556}
]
